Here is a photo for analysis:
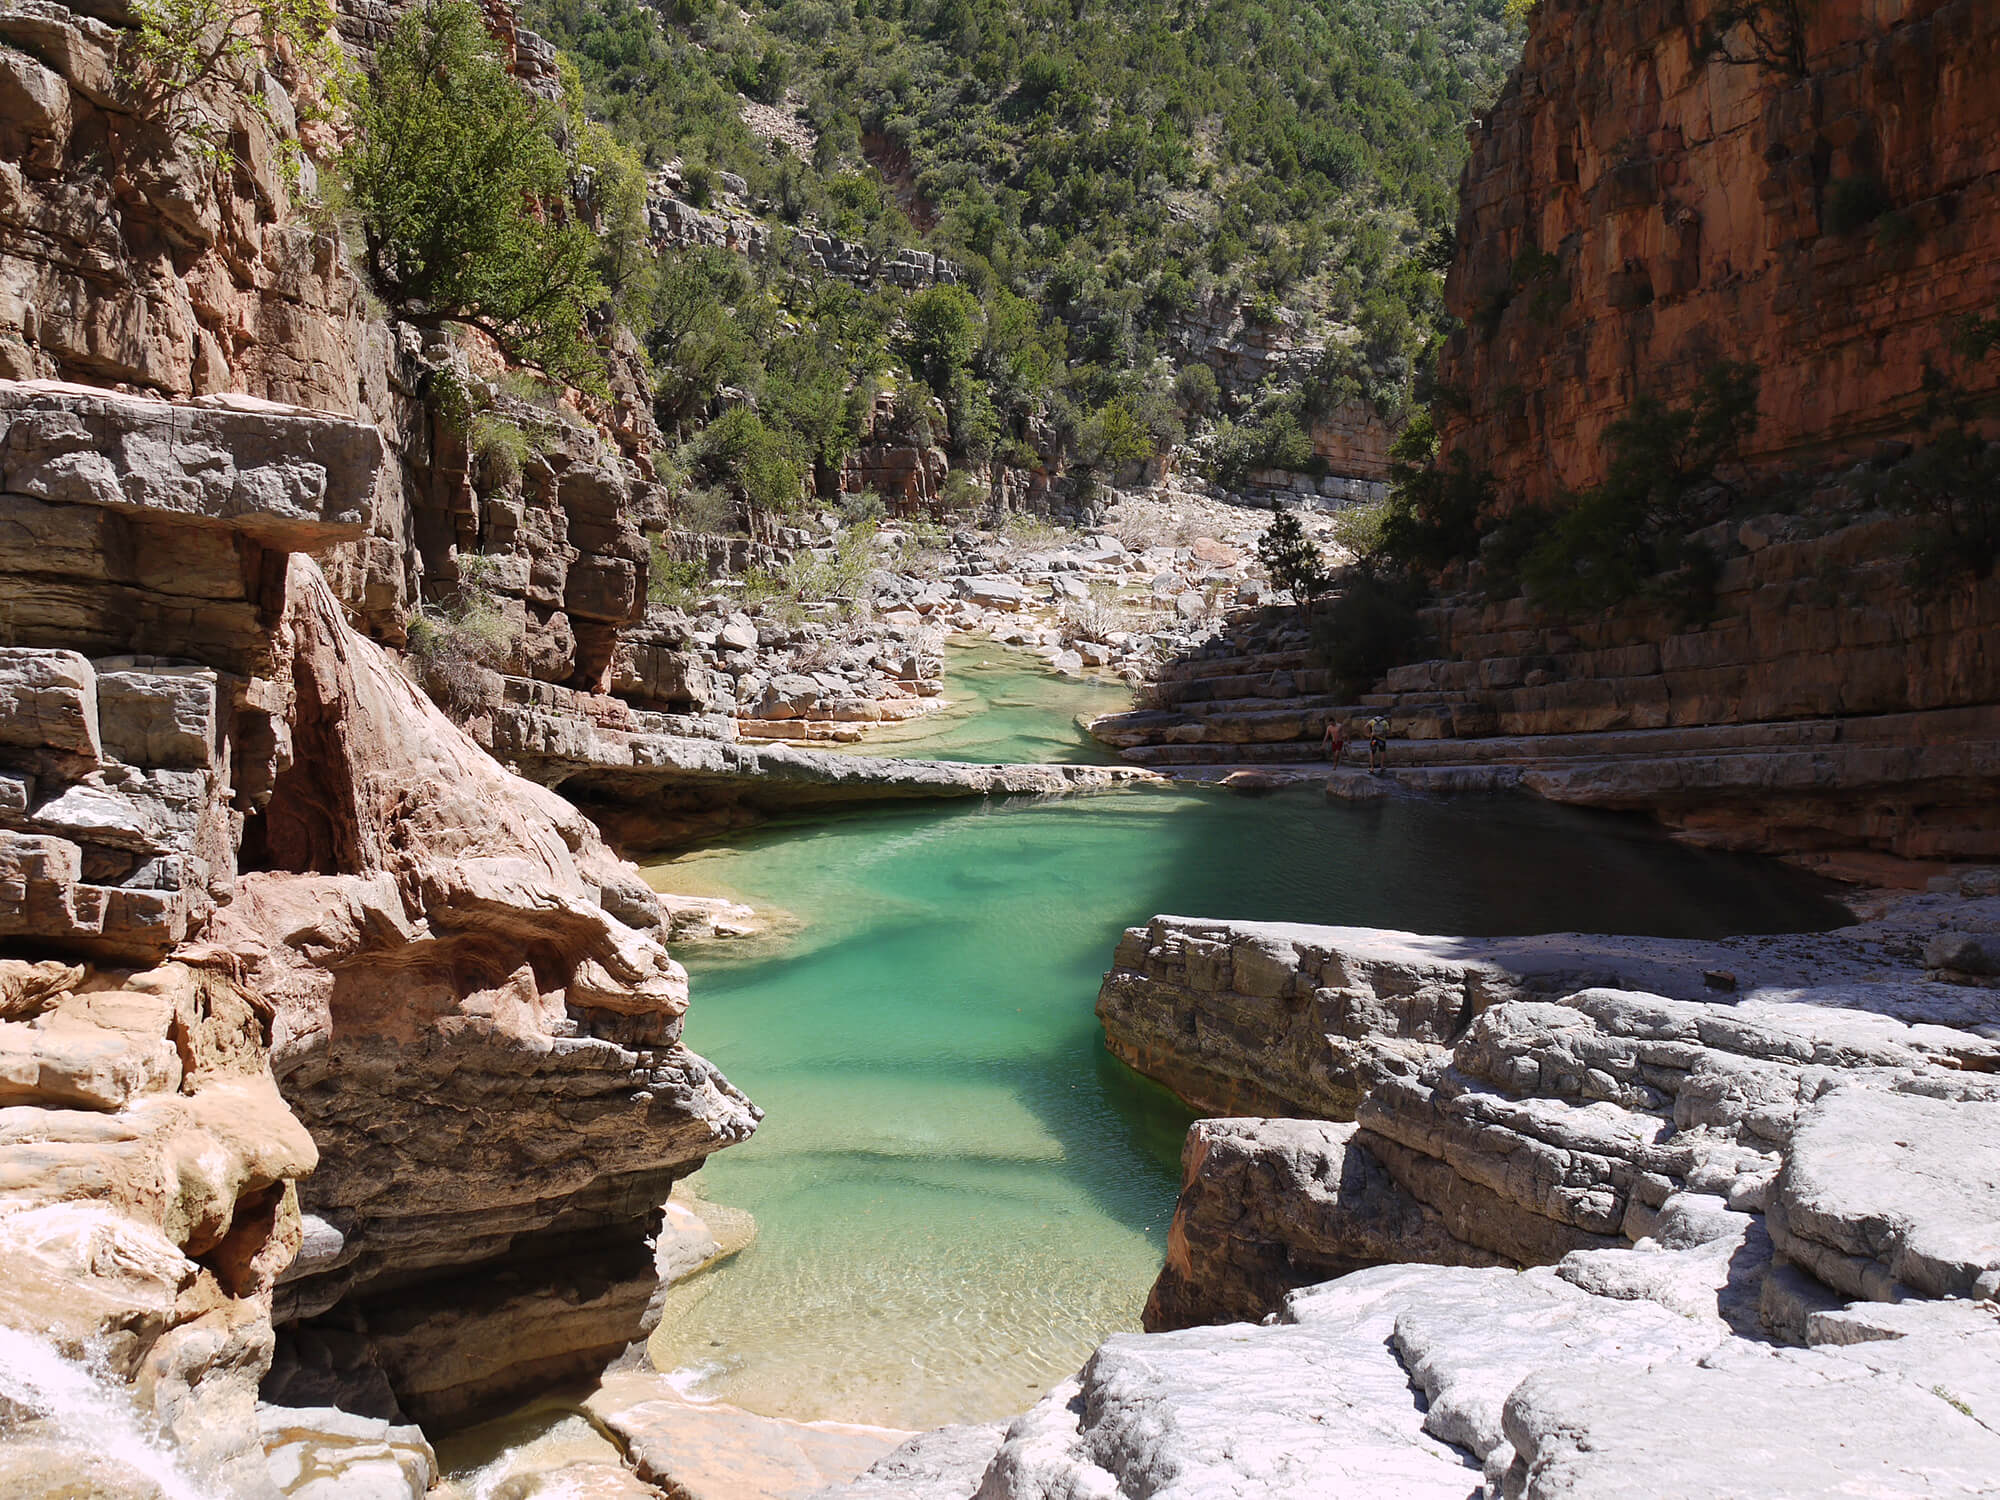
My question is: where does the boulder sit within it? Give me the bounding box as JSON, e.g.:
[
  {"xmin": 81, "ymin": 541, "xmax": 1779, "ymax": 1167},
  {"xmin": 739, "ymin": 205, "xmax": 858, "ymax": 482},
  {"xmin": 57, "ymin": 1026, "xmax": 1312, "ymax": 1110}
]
[
  {"xmin": 970, "ymin": 1265, "xmax": 1486, "ymax": 1500},
  {"xmin": 0, "ymin": 648, "xmax": 100, "ymax": 757},
  {"xmin": 1500, "ymin": 1336, "xmax": 2000, "ymax": 1498},
  {"xmin": 258, "ymin": 1405, "xmax": 436, "ymax": 1500},
  {"xmin": 1145, "ymin": 1118, "xmax": 1503, "ymax": 1329},
  {"xmin": 1925, "ymin": 932, "xmax": 1998, "ymax": 978},
  {"xmin": 1769, "ymin": 1085, "xmax": 2000, "ymax": 1303},
  {"xmin": 955, "ymin": 576, "xmax": 1026, "ymax": 610},
  {"xmin": 811, "ymin": 1424, "xmax": 1006, "ymax": 1500}
]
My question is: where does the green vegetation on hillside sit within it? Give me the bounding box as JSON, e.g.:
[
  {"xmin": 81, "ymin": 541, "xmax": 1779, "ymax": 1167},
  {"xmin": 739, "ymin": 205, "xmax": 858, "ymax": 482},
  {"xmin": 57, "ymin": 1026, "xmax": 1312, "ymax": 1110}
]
[
  {"xmin": 337, "ymin": 0, "xmax": 1518, "ymax": 532},
  {"xmin": 345, "ymin": 0, "xmax": 639, "ymax": 387},
  {"xmin": 519, "ymin": 0, "xmax": 1519, "ymax": 479}
]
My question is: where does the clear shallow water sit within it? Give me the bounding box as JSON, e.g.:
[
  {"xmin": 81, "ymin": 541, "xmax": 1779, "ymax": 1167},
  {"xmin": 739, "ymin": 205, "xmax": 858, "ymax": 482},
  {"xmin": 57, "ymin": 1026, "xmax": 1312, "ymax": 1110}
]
[
  {"xmin": 823, "ymin": 641, "xmax": 1129, "ymax": 764},
  {"xmin": 644, "ymin": 786, "xmax": 1846, "ymax": 1429}
]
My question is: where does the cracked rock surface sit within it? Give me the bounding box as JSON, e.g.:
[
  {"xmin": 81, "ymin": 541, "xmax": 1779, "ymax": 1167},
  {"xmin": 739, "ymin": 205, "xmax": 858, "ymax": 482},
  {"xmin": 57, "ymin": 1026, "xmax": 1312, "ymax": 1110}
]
[{"xmin": 828, "ymin": 882, "xmax": 2000, "ymax": 1498}]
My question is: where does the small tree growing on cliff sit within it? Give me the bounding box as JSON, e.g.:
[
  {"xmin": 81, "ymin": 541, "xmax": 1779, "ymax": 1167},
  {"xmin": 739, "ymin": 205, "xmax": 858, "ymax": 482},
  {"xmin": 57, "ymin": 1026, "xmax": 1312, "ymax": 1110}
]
[
  {"xmin": 1699, "ymin": 0, "xmax": 1814, "ymax": 77},
  {"xmin": 1257, "ymin": 510, "xmax": 1334, "ymax": 611},
  {"xmin": 121, "ymin": 0, "xmax": 351, "ymax": 168},
  {"xmin": 1520, "ymin": 361, "xmax": 1761, "ymax": 617},
  {"xmin": 344, "ymin": 0, "xmax": 607, "ymax": 390},
  {"xmin": 1869, "ymin": 309, "xmax": 2000, "ymax": 591}
]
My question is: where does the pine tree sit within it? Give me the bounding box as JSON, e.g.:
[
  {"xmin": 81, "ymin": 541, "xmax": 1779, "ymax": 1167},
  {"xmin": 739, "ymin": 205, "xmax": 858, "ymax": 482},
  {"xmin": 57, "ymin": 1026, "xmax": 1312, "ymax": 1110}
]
[{"xmin": 1257, "ymin": 510, "xmax": 1333, "ymax": 609}]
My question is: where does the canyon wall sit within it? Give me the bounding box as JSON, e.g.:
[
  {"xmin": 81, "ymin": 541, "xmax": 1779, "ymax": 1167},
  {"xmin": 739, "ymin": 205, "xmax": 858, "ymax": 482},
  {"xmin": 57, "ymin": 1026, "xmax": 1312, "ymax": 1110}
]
[
  {"xmin": 1438, "ymin": 0, "xmax": 2000, "ymax": 506},
  {"xmin": 0, "ymin": 377, "xmax": 756, "ymax": 1486}
]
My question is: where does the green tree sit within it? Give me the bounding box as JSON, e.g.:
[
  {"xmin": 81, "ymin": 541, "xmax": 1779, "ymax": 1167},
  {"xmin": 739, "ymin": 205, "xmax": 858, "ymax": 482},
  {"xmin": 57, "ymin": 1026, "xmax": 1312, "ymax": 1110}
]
[
  {"xmin": 1521, "ymin": 362, "xmax": 1761, "ymax": 614},
  {"xmin": 1377, "ymin": 411, "xmax": 1492, "ymax": 574},
  {"xmin": 901, "ymin": 285, "xmax": 983, "ymax": 394},
  {"xmin": 1081, "ymin": 396, "xmax": 1155, "ymax": 470},
  {"xmin": 695, "ymin": 407, "xmax": 807, "ymax": 517},
  {"xmin": 1257, "ymin": 510, "xmax": 1333, "ymax": 609},
  {"xmin": 345, "ymin": 0, "xmax": 608, "ymax": 389},
  {"xmin": 1873, "ymin": 313, "xmax": 2000, "ymax": 589}
]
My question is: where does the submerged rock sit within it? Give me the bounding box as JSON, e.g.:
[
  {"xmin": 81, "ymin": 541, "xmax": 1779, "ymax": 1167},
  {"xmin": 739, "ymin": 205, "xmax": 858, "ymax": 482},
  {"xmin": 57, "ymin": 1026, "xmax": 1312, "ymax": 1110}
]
[{"xmin": 584, "ymin": 1372, "xmax": 908, "ymax": 1500}]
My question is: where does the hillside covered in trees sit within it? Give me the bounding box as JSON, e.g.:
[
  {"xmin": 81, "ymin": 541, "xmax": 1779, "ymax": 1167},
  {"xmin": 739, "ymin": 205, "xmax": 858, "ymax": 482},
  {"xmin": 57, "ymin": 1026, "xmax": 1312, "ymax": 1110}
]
[{"xmin": 509, "ymin": 0, "xmax": 1521, "ymax": 518}]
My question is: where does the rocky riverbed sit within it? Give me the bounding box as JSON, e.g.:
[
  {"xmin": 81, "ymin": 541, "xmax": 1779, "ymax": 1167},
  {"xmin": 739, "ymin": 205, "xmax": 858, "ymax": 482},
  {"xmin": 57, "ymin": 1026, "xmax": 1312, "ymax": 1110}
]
[{"xmin": 625, "ymin": 486, "xmax": 1346, "ymax": 754}]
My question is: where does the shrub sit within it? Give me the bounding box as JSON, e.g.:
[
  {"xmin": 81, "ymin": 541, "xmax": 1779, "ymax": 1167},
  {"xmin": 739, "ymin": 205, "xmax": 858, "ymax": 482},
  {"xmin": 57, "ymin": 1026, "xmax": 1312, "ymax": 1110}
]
[
  {"xmin": 939, "ymin": 469, "xmax": 987, "ymax": 514},
  {"xmin": 468, "ymin": 414, "xmax": 533, "ymax": 493},
  {"xmin": 1871, "ymin": 318, "xmax": 2000, "ymax": 590},
  {"xmin": 1017, "ymin": 52, "xmax": 1067, "ymax": 102},
  {"xmin": 672, "ymin": 483, "xmax": 742, "ymax": 537},
  {"xmin": 696, "ymin": 407, "xmax": 808, "ymax": 517},
  {"xmin": 902, "ymin": 285, "xmax": 982, "ymax": 394},
  {"xmin": 405, "ymin": 559, "xmax": 518, "ymax": 718},
  {"xmin": 649, "ymin": 534, "xmax": 712, "ymax": 608},
  {"xmin": 344, "ymin": 0, "xmax": 608, "ymax": 389},
  {"xmin": 122, "ymin": 0, "xmax": 351, "ymax": 164},
  {"xmin": 1330, "ymin": 498, "xmax": 1389, "ymax": 559},
  {"xmin": 1883, "ymin": 425, "xmax": 2000, "ymax": 589},
  {"xmin": 783, "ymin": 522, "xmax": 879, "ymax": 608},
  {"xmin": 1001, "ymin": 511, "xmax": 1061, "ymax": 545},
  {"xmin": 1080, "ymin": 397, "xmax": 1157, "ymax": 470},
  {"xmin": 1211, "ymin": 405, "xmax": 1317, "ymax": 488},
  {"xmin": 1243, "ymin": 292, "xmax": 1283, "ymax": 326},
  {"xmin": 1373, "ymin": 411, "xmax": 1492, "ymax": 574},
  {"xmin": 1174, "ymin": 362, "xmax": 1220, "ymax": 419},
  {"xmin": 836, "ymin": 488, "xmax": 887, "ymax": 526},
  {"xmin": 1310, "ymin": 566, "xmax": 1427, "ymax": 696},
  {"xmin": 1520, "ymin": 361, "xmax": 1760, "ymax": 615}
]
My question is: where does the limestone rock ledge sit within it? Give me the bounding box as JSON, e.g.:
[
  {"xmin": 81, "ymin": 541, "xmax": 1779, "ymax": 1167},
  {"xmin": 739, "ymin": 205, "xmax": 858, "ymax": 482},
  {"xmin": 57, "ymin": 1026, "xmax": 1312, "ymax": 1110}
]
[
  {"xmin": 488, "ymin": 692, "xmax": 1160, "ymax": 851},
  {"xmin": 827, "ymin": 1262, "xmax": 2000, "ymax": 1500},
  {"xmin": 0, "ymin": 380, "xmax": 756, "ymax": 1491},
  {"xmin": 826, "ymin": 892, "xmax": 2000, "ymax": 1498}
]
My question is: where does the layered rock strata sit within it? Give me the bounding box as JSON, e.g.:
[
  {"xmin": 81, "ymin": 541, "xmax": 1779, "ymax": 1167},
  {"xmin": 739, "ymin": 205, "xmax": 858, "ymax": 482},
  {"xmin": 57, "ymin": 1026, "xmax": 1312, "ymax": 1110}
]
[
  {"xmin": 1438, "ymin": 0, "xmax": 2000, "ymax": 506},
  {"xmin": 825, "ymin": 885, "xmax": 2000, "ymax": 1498},
  {"xmin": 0, "ymin": 380, "xmax": 755, "ymax": 1488},
  {"xmin": 234, "ymin": 558, "xmax": 758, "ymax": 1423},
  {"xmin": 1093, "ymin": 511, "xmax": 2000, "ymax": 863},
  {"xmin": 491, "ymin": 694, "xmax": 1158, "ymax": 851},
  {"xmin": 832, "ymin": 1260, "xmax": 2000, "ymax": 1499},
  {"xmin": 1100, "ymin": 0, "xmax": 2000, "ymax": 863}
]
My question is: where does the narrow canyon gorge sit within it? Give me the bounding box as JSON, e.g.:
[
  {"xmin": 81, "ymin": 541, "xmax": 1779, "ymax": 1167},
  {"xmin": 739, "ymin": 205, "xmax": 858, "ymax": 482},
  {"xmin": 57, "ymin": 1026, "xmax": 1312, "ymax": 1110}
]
[{"xmin": 0, "ymin": 0, "xmax": 1996, "ymax": 1495}]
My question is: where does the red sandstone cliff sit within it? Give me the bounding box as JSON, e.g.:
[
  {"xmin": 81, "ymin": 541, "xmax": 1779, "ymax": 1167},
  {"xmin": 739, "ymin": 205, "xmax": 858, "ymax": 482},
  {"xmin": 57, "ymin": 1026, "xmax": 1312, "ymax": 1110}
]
[{"xmin": 1438, "ymin": 0, "xmax": 2000, "ymax": 506}]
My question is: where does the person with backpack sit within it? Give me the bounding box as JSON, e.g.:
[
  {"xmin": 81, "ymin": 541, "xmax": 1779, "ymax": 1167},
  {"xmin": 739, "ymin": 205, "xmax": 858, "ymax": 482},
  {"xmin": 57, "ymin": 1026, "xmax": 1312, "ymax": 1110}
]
[{"xmin": 1368, "ymin": 715, "xmax": 1389, "ymax": 773}]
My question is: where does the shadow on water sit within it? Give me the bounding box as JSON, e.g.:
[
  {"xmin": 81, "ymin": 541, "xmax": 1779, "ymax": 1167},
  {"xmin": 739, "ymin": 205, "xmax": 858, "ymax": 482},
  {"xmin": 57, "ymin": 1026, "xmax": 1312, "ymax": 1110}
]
[{"xmin": 645, "ymin": 784, "xmax": 1847, "ymax": 1427}]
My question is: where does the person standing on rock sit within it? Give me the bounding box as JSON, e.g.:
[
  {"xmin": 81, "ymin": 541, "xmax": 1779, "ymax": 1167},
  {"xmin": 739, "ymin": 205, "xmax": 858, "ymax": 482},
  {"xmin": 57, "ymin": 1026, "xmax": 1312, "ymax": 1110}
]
[
  {"xmin": 1322, "ymin": 717, "xmax": 1346, "ymax": 765},
  {"xmin": 1368, "ymin": 715, "xmax": 1389, "ymax": 773}
]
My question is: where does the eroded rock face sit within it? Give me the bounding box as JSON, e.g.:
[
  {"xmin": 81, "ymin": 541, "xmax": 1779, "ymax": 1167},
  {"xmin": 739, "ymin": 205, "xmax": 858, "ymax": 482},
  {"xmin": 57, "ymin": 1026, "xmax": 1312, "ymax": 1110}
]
[
  {"xmin": 1143, "ymin": 1118, "xmax": 1505, "ymax": 1329},
  {"xmin": 0, "ymin": 381, "xmax": 756, "ymax": 1476},
  {"xmin": 1438, "ymin": 0, "xmax": 2000, "ymax": 509},
  {"xmin": 0, "ymin": 960, "xmax": 316, "ymax": 1498},
  {"xmin": 1112, "ymin": 906, "xmax": 2000, "ymax": 1326},
  {"xmin": 1094, "ymin": 537, "xmax": 2000, "ymax": 864},
  {"xmin": 502, "ymin": 702, "xmax": 1158, "ymax": 853},
  {"xmin": 208, "ymin": 558, "xmax": 758, "ymax": 1424},
  {"xmin": 0, "ymin": 6, "xmax": 365, "ymax": 409}
]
